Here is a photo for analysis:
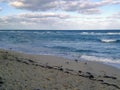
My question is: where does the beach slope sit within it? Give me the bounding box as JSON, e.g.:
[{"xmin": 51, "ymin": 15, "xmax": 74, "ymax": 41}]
[{"xmin": 0, "ymin": 49, "xmax": 120, "ymax": 90}]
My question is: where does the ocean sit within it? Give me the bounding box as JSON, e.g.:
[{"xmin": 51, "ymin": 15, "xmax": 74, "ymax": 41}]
[{"xmin": 0, "ymin": 30, "xmax": 120, "ymax": 68}]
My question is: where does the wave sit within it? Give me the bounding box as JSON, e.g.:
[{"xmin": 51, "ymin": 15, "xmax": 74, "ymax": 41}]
[
  {"xmin": 50, "ymin": 46, "xmax": 76, "ymax": 51},
  {"xmin": 107, "ymin": 32, "xmax": 120, "ymax": 35},
  {"xmin": 79, "ymin": 32, "xmax": 103, "ymax": 35},
  {"xmin": 50, "ymin": 46, "xmax": 98, "ymax": 53},
  {"xmin": 80, "ymin": 55, "xmax": 120, "ymax": 64},
  {"xmin": 75, "ymin": 49, "xmax": 98, "ymax": 53},
  {"xmin": 100, "ymin": 39, "xmax": 120, "ymax": 43},
  {"xmin": 79, "ymin": 32, "xmax": 120, "ymax": 35}
]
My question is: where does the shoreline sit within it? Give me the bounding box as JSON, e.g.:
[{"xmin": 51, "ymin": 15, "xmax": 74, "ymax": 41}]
[
  {"xmin": 1, "ymin": 48, "xmax": 120, "ymax": 70},
  {"xmin": 0, "ymin": 49, "xmax": 120, "ymax": 90}
]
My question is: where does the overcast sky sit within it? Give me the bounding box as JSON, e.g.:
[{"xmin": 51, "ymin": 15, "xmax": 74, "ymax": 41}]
[{"xmin": 0, "ymin": 0, "xmax": 120, "ymax": 30}]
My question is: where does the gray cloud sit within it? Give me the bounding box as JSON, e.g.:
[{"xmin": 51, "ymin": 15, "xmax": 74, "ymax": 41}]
[
  {"xmin": 19, "ymin": 12, "xmax": 70, "ymax": 19},
  {"xmin": 0, "ymin": 12, "xmax": 120, "ymax": 30},
  {"xmin": 9, "ymin": 0, "xmax": 58, "ymax": 11},
  {"xmin": 0, "ymin": 0, "xmax": 5, "ymax": 2},
  {"xmin": 5, "ymin": 0, "xmax": 118, "ymax": 14},
  {"xmin": 0, "ymin": 12, "xmax": 70, "ymax": 29},
  {"xmin": 78, "ymin": 8, "xmax": 101, "ymax": 15},
  {"xmin": 0, "ymin": 0, "xmax": 120, "ymax": 29}
]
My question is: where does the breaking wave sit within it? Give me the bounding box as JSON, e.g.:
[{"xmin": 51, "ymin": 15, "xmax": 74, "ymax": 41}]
[
  {"xmin": 80, "ymin": 55, "xmax": 120, "ymax": 64},
  {"xmin": 100, "ymin": 39, "xmax": 120, "ymax": 43}
]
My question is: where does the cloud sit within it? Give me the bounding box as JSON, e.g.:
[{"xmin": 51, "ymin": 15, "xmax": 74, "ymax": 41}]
[
  {"xmin": 0, "ymin": 0, "xmax": 120, "ymax": 29},
  {"xmin": 0, "ymin": 12, "xmax": 120, "ymax": 30},
  {"xmin": 0, "ymin": 12, "xmax": 70, "ymax": 23},
  {"xmin": 9, "ymin": 1, "xmax": 25, "ymax": 8},
  {"xmin": 19, "ymin": 12, "xmax": 70, "ymax": 19},
  {"xmin": 0, "ymin": 7, "xmax": 2, "ymax": 11},
  {"xmin": 0, "ymin": 0, "xmax": 5, "ymax": 2},
  {"xmin": 0, "ymin": 12, "xmax": 71, "ymax": 29},
  {"xmin": 111, "ymin": 0, "xmax": 120, "ymax": 4},
  {"xmin": 107, "ymin": 12, "xmax": 120, "ymax": 19},
  {"xmin": 79, "ymin": 8, "xmax": 101, "ymax": 15},
  {"xmin": 6, "ymin": 0, "xmax": 118, "ymax": 14},
  {"xmin": 9, "ymin": 0, "xmax": 58, "ymax": 11}
]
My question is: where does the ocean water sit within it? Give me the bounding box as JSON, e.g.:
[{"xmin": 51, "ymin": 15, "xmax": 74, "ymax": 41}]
[{"xmin": 0, "ymin": 30, "xmax": 120, "ymax": 68}]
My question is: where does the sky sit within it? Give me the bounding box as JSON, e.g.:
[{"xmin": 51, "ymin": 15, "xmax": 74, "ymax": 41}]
[{"xmin": 0, "ymin": 0, "xmax": 120, "ymax": 30}]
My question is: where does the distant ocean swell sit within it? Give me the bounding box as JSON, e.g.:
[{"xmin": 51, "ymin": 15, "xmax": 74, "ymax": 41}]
[
  {"xmin": 0, "ymin": 30, "xmax": 120, "ymax": 68},
  {"xmin": 1, "ymin": 30, "xmax": 120, "ymax": 35}
]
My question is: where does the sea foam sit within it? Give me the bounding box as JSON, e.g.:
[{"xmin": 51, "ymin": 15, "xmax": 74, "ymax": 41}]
[
  {"xmin": 80, "ymin": 55, "xmax": 120, "ymax": 64},
  {"xmin": 101, "ymin": 39, "xmax": 119, "ymax": 43}
]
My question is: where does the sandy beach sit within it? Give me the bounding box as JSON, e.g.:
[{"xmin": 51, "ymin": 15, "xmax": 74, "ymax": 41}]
[{"xmin": 0, "ymin": 49, "xmax": 120, "ymax": 90}]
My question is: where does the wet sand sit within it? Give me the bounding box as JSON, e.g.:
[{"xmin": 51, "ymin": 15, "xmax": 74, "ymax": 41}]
[{"xmin": 0, "ymin": 49, "xmax": 120, "ymax": 90}]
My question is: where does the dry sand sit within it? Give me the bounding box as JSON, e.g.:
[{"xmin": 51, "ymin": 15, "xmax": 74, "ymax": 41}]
[{"xmin": 0, "ymin": 49, "xmax": 120, "ymax": 90}]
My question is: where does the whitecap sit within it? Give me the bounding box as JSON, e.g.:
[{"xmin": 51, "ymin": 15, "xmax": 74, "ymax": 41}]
[
  {"xmin": 101, "ymin": 39, "xmax": 118, "ymax": 43},
  {"xmin": 79, "ymin": 32, "xmax": 120, "ymax": 35},
  {"xmin": 80, "ymin": 55, "xmax": 120, "ymax": 64},
  {"xmin": 107, "ymin": 32, "xmax": 120, "ymax": 35}
]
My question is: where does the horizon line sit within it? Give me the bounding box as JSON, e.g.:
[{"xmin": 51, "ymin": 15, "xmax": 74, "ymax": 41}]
[{"xmin": 0, "ymin": 29, "xmax": 120, "ymax": 31}]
